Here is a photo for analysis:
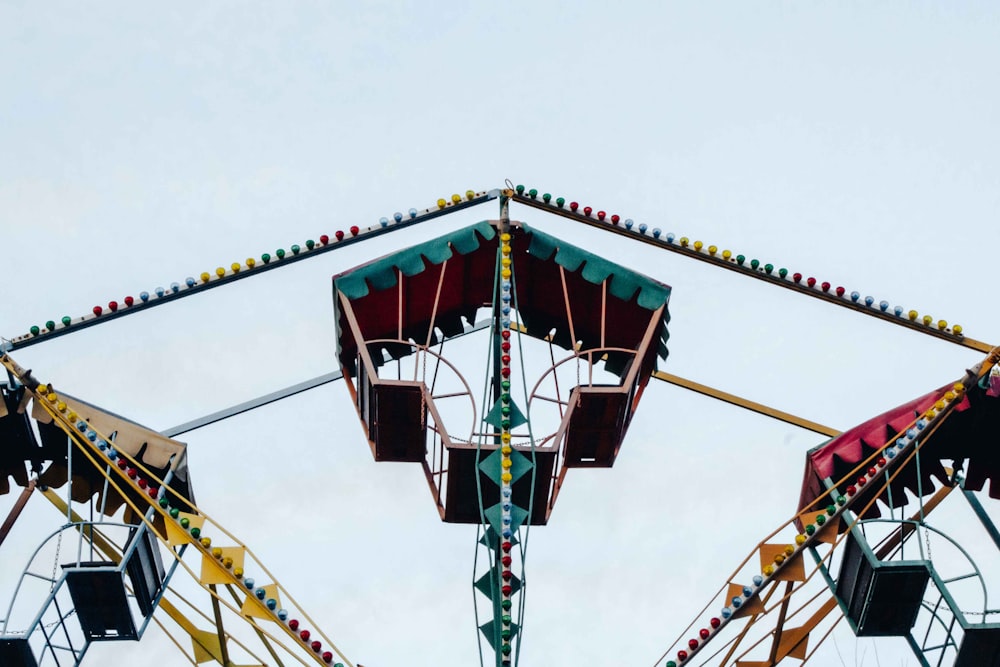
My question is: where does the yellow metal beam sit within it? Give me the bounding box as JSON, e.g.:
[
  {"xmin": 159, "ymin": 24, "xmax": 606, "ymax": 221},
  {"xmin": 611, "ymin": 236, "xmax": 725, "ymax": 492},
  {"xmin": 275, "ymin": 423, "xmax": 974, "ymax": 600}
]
[{"xmin": 652, "ymin": 371, "xmax": 841, "ymax": 438}]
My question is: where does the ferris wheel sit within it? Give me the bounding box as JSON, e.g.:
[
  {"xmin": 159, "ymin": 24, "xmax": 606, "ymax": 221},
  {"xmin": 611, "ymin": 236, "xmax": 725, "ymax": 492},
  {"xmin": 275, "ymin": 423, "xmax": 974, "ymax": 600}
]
[{"xmin": 0, "ymin": 185, "xmax": 998, "ymax": 667}]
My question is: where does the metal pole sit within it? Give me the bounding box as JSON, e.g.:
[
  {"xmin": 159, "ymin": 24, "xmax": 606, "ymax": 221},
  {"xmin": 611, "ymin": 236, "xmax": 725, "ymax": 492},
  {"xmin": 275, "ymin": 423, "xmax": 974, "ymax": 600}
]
[{"xmin": 0, "ymin": 479, "xmax": 36, "ymax": 548}]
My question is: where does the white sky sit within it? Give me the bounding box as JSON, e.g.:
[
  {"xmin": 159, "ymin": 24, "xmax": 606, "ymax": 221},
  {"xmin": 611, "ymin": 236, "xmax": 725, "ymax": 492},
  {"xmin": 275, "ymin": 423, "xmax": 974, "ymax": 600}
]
[{"xmin": 1, "ymin": 2, "xmax": 999, "ymax": 666}]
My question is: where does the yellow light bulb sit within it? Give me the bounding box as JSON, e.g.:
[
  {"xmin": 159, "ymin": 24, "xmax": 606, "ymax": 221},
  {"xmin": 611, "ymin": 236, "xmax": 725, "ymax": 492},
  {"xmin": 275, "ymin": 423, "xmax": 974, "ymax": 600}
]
[
  {"xmin": 201, "ymin": 272, "xmax": 211, "ymax": 283},
  {"xmin": 501, "ymin": 459, "xmax": 512, "ymax": 469},
  {"xmin": 246, "ymin": 258, "xmax": 256, "ymax": 268},
  {"xmin": 500, "ymin": 233, "xmax": 511, "ymax": 242},
  {"xmin": 501, "ymin": 269, "xmax": 511, "ymax": 279},
  {"xmin": 722, "ymin": 249, "xmax": 732, "ymax": 259},
  {"xmin": 908, "ymin": 310, "xmax": 918, "ymax": 321},
  {"xmin": 231, "ymin": 263, "xmax": 241, "ymax": 273},
  {"xmin": 466, "ymin": 190, "xmax": 475, "ymax": 200},
  {"xmin": 451, "ymin": 194, "xmax": 461, "ymax": 204},
  {"xmin": 795, "ymin": 534, "xmax": 806, "ymax": 545},
  {"xmin": 501, "ymin": 433, "xmax": 511, "ymax": 443},
  {"xmin": 216, "ymin": 267, "xmax": 226, "ymax": 278},
  {"xmin": 693, "ymin": 240, "xmax": 703, "ymax": 251},
  {"xmin": 501, "ymin": 472, "xmax": 512, "ymax": 483},
  {"xmin": 708, "ymin": 245, "xmax": 717, "ymax": 255},
  {"xmin": 501, "ymin": 445, "xmax": 512, "ymax": 455},
  {"xmin": 953, "ymin": 324, "xmax": 963, "ymax": 335},
  {"xmin": 437, "ymin": 198, "xmax": 447, "ymax": 209}
]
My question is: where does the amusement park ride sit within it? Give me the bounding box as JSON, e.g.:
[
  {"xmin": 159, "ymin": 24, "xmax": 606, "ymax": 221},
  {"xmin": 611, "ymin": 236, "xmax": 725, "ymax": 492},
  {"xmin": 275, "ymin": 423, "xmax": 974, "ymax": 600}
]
[{"xmin": 0, "ymin": 185, "xmax": 999, "ymax": 667}]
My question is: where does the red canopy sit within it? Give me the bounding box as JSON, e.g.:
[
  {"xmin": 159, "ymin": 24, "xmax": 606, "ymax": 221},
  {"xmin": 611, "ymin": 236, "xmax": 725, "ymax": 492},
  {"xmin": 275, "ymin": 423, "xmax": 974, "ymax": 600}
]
[{"xmin": 799, "ymin": 376, "xmax": 1000, "ymax": 518}]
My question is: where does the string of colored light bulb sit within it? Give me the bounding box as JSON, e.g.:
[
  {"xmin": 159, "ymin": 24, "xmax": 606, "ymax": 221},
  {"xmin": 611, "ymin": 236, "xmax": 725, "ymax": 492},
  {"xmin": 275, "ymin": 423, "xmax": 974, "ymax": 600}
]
[
  {"xmin": 0, "ymin": 356, "xmax": 354, "ymax": 667},
  {"xmin": 497, "ymin": 226, "xmax": 516, "ymax": 665},
  {"xmin": 655, "ymin": 345, "xmax": 1000, "ymax": 667},
  {"xmin": 508, "ymin": 186, "xmax": 992, "ymax": 354},
  {"xmin": 5, "ymin": 190, "xmax": 497, "ymax": 352}
]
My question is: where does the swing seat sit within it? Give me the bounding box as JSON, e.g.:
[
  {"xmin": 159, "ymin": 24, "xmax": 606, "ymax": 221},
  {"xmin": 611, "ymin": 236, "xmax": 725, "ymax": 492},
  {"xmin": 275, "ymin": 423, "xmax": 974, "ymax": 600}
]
[
  {"xmin": 358, "ymin": 370, "xmax": 427, "ymax": 462},
  {"xmin": 0, "ymin": 638, "xmax": 37, "ymax": 667},
  {"xmin": 836, "ymin": 528, "xmax": 930, "ymax": 637},
  {"xmin": 955, "ymin": 625, "xmax": 1000, "ymax": 667},
  {"xmin": 443, "ymin": 446, "xmax": 556, "ymax": 525},
  {"xmin": 64, "ymin": 563, "xmax": 138, "ymax": 640},
  {"xmin": 562, "ymin": 386, "xmax": 630, "ymax": 468}
]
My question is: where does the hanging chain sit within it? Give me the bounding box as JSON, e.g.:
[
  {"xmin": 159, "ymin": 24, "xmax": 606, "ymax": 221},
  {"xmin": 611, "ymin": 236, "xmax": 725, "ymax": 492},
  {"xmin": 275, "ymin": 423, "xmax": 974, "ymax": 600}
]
[{"xmin": 50, "ymin": 531, "xmax": 63, "ymax": 591}]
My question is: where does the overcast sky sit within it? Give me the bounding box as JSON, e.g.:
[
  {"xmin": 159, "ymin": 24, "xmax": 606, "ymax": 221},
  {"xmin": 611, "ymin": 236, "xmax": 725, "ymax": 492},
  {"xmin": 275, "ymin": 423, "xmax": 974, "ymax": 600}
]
[{"xmin": 2, "ymin": 3, "xmax": 999, "ymax": 666}]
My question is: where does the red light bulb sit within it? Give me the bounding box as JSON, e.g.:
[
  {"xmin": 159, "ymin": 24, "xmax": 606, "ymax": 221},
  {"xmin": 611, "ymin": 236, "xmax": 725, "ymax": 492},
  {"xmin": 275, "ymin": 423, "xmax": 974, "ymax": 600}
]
[
  {"xmin": 320, "ymin": 234, "xmax": 329, "ymax": 245},
  {"xmin": 335, "ymin": 231, "xmax": 344, "ymax": 241},
  {"xmin": 108, "ymin": 301, "xmax": 118, "ymax": 312},
  {"xmin": 92, "ymin": 306, "xmax": 103, "ymax": 316},
  {"xmin": 350, "ymin": 225, "xmax": 359, "ymax": 236}
]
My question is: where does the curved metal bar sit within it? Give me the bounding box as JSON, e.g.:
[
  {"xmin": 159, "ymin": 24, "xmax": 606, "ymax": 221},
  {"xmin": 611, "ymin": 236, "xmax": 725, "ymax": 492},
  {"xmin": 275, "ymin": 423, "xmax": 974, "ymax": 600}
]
[{"xmin": 366, "ymin": 337, "xmax": 477, "ymax": 441}]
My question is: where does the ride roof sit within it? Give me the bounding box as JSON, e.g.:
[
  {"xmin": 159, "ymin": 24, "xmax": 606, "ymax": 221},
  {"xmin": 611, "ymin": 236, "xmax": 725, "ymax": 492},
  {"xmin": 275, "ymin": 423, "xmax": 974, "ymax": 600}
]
[
  {"xmin": 799, "ymin": 376, "xmax": 1000, "ymax": 518},
  {"xmin": 332, "ymin": 220, "xmax": 671, "ymax": 378}
]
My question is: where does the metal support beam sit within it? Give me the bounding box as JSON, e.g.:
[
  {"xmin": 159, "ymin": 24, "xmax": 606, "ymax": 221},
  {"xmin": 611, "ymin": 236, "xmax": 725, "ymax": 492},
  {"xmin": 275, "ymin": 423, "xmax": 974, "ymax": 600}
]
[
  {"xmin": 6, "ymin": 191, "xmax": 499, "ymax": 352},
  {"xmin": 0, "ymin": 479, "xmax": 35, "ymax": 548},
  {"xmin": 652, "ymin": 371, "xmax": 840, "ymax": 437},
  {"xmin": 511, "ymin": 193, "xmax": 993, "ymax": 354}
]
